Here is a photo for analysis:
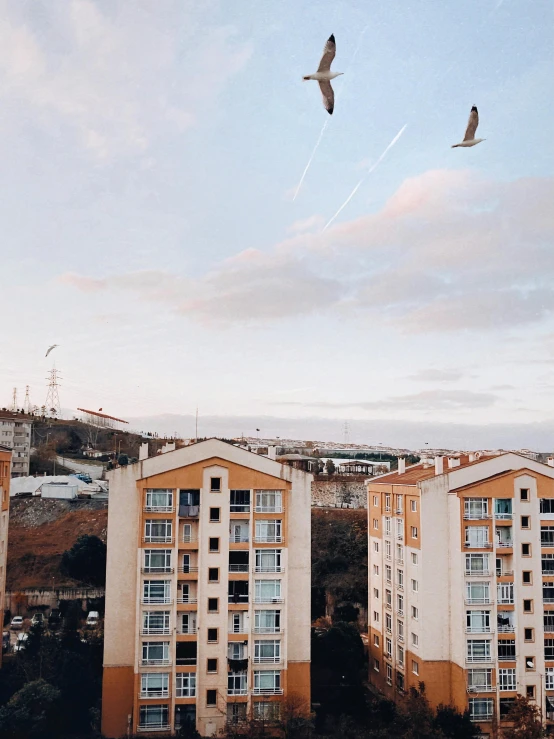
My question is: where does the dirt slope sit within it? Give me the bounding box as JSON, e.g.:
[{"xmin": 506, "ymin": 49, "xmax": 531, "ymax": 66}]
[{"xmin": 6, "ymin": 498, "xmax": 108, "ymax": 590}]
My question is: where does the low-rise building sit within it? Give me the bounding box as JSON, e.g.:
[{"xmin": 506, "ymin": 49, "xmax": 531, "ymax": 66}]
[{"xmin": 0, "ymin": 413, "xmax": 32, "ymax": 477}]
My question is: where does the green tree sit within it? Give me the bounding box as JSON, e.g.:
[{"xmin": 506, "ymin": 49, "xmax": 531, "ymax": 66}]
[
  {"xmin": 502, "ymin": 695, "xmax": 546, "ymax": 739},
  {"xmin": 60, "ymin": 535, "xmax": 107, "ymax": 586},
  {"xmin": 118, "ymin": 453, "xmax": 129, "ymax": 466},
  {"xmin": 0, "ymin": 679, "xmax": 61, "ymax": 738},
  {"xmin": 325, "ymin": 459, "xmax": 336, "ymax": 475},
  {"xmin": 434, "ymin": 705, "xmax": 480, "ymax": 738}
]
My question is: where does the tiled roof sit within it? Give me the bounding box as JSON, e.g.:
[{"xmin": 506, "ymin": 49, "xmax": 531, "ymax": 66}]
[{"xmin": 370, "ymin": 455, "xmax": 498, "ymax": 486}]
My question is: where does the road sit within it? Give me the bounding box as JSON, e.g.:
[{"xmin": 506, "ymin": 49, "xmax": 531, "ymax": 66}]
[{"xmin": 56, "ymin": 457, "xmax": 104, "ymax": 480}]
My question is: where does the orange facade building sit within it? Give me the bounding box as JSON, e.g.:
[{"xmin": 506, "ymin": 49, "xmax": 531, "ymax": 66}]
[
  {"xmin": 101, "ymin": 439, "xmax": 311, "ymax": 738},
  {"xmin": 367, "ymin": 453, "xmax": 554, "ymax": 738}
]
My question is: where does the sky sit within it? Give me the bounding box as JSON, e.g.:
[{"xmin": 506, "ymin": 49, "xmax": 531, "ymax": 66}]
[{"xmin": 1, "ymin": 0, "xmax": 553, "ymax": 449}]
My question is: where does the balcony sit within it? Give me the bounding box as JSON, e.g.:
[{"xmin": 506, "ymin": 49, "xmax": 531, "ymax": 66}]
[
  {"xmin": 142, "ymin": 597, "xmax": 172, "ymax": 605},
  {"xmin": 465, "ymin": 570, "xmax": 492, "ymax": 577},
  {"xmin": 177, "ymin": 626, "xmax": 197, "ymax": 635},
  {"xmin": 494, "ymin": 512, "xmax": 513, "ymax": 520},
  {"xmin": 252, "ymin": 687, "xmax": 284, "ymax": 695},
  {"xmin": 178, "ymin": 505, "xmax": 199, "ymax": 518},
  {"xmin": 254, "ymin": 597, "xmax": 283, "ymax": 604},
  {"xmin": 182, "ymin": 535, "xmax": 198, "ymax": 544},
  {"xmin": 397, "ymin": 583, "xmax": 404, "ymax": 591},
  {"xmin": 230, "ymin": 535, "xmax": 249, "ymax": 543},
  {"xmin": 497, "ymin": 625, "xmax": 515, "ymax": 633},
  {"xmin": 137, "ymin": 724, "xmax": 171, "ymax": 733},
  {"xmin": 141, "ymin": 628, "xmax": 171, "ymax": 636},
  {"xmin": 465, "ymin": 598, "xmax": 493, "ymax": 606},
  {"xmin": 466, "ymin": 656, "xmax": 493, "ymax": 664},
  {"xmin": 176, "ymin": 657, "xmax": 197, "ymax": 666},
  {"xmin": 466, "ymin": 626, "xmax": 493, "ymax": 634},
  {"xmin": 396, "ymin": 534, "xmax": 404, "ymax": 541},
  {"xmin": 397, "ymin": 634, "xmax": 405, "ymax": 643},
  {"xmin": 469, "ymin": 711, "xmax": 493, "ymax": 722},
  {"xmin": 228, "ymin": 595, "xmax": 249, "ymax": 605},
  {"xmin": 467, "ymin": 685, "xmax": 494, "ymax": 693},
  {"xmin": 253, "ymin": 656, "xmax": 281, "ymax": 664},
  {"xmin": 176, "ymin": 597, "xmax": 197, "ymax": 604},
  {"xmin": 497, "ymin": 570, "xmax": 513, "ymax": 577},
  {"xmin": 144, "ymin": 505, "xmax": 174, "ymax": 513},
  {"xmin": 231, "ymin": 504, "xmax": 251, "ymax": 513},
  {"xmin": 228, "ymin": 687, "xmax": 248, "ymax": 696},
  {"xmin": 229, "ymin": 564, "xmax": 249, "ymax": 573},
  {"xmin": 139, "ymin": 690, "xmax": 169, "ymax": 699},
  {"xmin": 254, "ymin": 536, "xmax": 283, "ymax": 544},
  {"xmin": 396, "ymin": 609, "xmax": 404, "ymax": 617},
  {"xmin": 253, "ymin": 626, "xmax": 282, "ymax": 634},
  {"xmin": 140, "ymin": 658, "xmax": 171, "ymax": 667},
  {"xmin": 143, "ymin": 536, "xmax": 173, "ymax": 544},
  {"xmin": 464, "ymin": 541, "xmax": 493, "ymax": 549},
  {"xmin": 255, "ymin": 506, "xmax": 284, "ymax": 514},
  {"xmin": 497, "ymin": 541, "xmax": 513, "ymax": 549},
  {"xmin": 142, "ymin": 567, "xmax": 174, "ymax": 575},
  {"xmin": 463, "ymin": 513, "xmax": 492, "ymax": 520},
  {"xmin": 497, "ymin": 654, "xmax": 516, "ymax": 662},
  {"xmin": 254, "ymin": 565, "xmax": 284, "ymax": 574},
  {"xmin": 178, "ymin": 567, "xmax": 198, "ymax": 574}
]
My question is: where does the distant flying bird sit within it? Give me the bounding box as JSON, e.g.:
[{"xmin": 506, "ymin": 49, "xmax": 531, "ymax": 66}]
[
  {"xmin": 99, "ymin": 408, "xmax": 103, "ymax": 412},
  {"xmin": 303, "ymin": 34, "xmax": 343, "ymax": 115},
  {"xmin": 452, "ymin": 106, "xmax": 485, "ymax": 148},
  {"xmin": 45, "ymin": 344, "xmax": 58, "ymax": 358}
]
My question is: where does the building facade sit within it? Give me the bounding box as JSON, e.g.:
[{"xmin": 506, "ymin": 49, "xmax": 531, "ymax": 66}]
[
  {"xmin": 102, "ymin": 439, "xmax": 311, "ymax": 738},
  {"xmin": 0, "ymin": 414, "xmax": 32, "ymax": 477},
  {"xmin": 367, "ymin": 453, "xmax": 554, "ymax": 737},
  {"xmin": 0, "ymin": 445, "xmax": 11, "ymax": 667}
]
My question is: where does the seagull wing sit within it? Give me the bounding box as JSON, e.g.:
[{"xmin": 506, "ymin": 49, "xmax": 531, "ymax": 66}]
[
  {"xmin": 463, "ymin": 106, "xmax": 479, "ymax": 141},
  {"xmin": 319, "ymin": 80, "xmax": 335, "ymax": 115},
  {"xmin": 45, "ymin": 344, "xmax": 58, "ymax": 357},
  {"xmin": 317, "ymin": 34, "xmax": 336, "ymax": 72}
]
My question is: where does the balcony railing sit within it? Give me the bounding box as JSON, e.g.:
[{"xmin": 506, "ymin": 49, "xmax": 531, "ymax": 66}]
[
  {"xmin": 142, "ymin": 567, "xmax": 174, "ymax": 574},
  {"xmin": 397, "ymin": 583, "xmax": 404, "ymax": 591},
  {"xmin": 137, "ymin": 724, "xmax": 171, "ymax": 733},
  {"xmin": 469, "ymin": 712, "xmax": 493, "ymax": 722},
  {"xmin": 141, "ymin": 627, "xmax": 171, "ymax": 636},
  {"xmin": 463, "ymin": 513, "xmax": 492, "ymax": 520},
  {"xmin": 139, "ymin": 690, "xmax": 169, "ymax": 699},
  {"xmin": 467, "ymin": 684, "xmax": 494, "ymax": 693},
  {"xmin": 494, "ymin": 513, "xmax": 513, "ymax": 520},
  {"xmin": 254, "ymin": 536, "xmax": 283, "ymax": 544},
  {"xmin": 497, "ymin": 541, "xmax": 513, "ymax": 549},
  {"xmin": 466, "ymin": 655, "xmax": 493, "ymax": 663},
  {"xmin": 254, "ymin": 566, "xmax": 284, "ymax": 574},
  {"xmin": 142, "ymin": 597, "xmax": 172, "ymax": 605},
  {"xmin": 230, "ymin": 535, "xmax": 249, "ymax": 543},
  {"xmin": 396, "ymin": 609, "xmax": 404, "ymax": 617},
  {"xmin": 175, "ymin": 691, "xmax": 196, "ymax": 699},
  {"xmin": 396, "ymin": 534, "xmax": 403, "ymax": 540},
  {"xmin": 140, "ymin": 658, "xmax": 171, "ymax": 666},
  {"xmin": 252, "ymin": 687, "xmax": 284, "ymax": 695},
  {"xmin": 231, "ymin": 504, "xmax": 251, "ymax": 513},
  {"xmin": 253, "ymin": 655, "xmax": 281, "ymax": 664},
  {"xmin": 182, "ymin": 535, "xmax": 198, "ymax": 544},
  {"xmin": 255, "ymin": 506, "xmax": 284, "ymax": 514},
  {"xmin": 466, "ymin": 626, "xmax": 493, "ymax": 634},
  {"xmin": 143, "ymin": 536, "xmax": 173, "ymax": 544},
  {"xmin": 228, "ymin": 687, "xmax": 248, "ymax": 696},
  {"xmin": 253, "ymin": 626, "xmax": 282, "ymax": 634},
  {"xmin": 229, "ymin": 564, "xmax": 249, "ymax": 573},
  {"xmin": 176, "ymin": 597, "xmax": 198, "ymax": 604},
  {"xmin": 228, "ymin": 595, "xmax": 249, "ymax": 604},
  {"xmin": 176, "ymin": 657, "xmax": 197, "ymax": 665},
  {"xmin": 178, "ymin": 566, "xmax": 199, "ymax": 574},
  {"xmin": 144, "ymin": 505, "xmax": 174, "ymax": 513},
  {"xmin": 254, "ymin": 597, "xmax": 283, "ymax": 604},
  {"xmin": 497, "ymin": 625, "xmax": 515, "ymax": 633},
  {"xmin": 498, "ymin": 599, "xmax": 514, "ymax": 605},
  {"xmin": 465, "ymin": 541, "xmax": 493, "ymax": 549},
  {"xmin": 497, "ymin": 654, "xmax": 516, "ymax": 661},
  {"xmin": 465, "ymin": 598, "xmax": 493, "ymax": 605},
  {"xmin": 465, "ymin": 570, "xmax": 492, "ymax": 577},
  {"xmin": 398, "ymin": 634, "xmax": 404, "ymax": 643},
  {"xmin": 497, "ymin": 570, "xmax": 513, "ymax": 577},
  {"xmin": 177, "ymin": 627, "xmax": 197, "ymax": 635}
]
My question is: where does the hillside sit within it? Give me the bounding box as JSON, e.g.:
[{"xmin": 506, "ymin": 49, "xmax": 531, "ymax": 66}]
[{"xmin": 6, "ymin": 498, "xmax": 108, "ymax": 590}]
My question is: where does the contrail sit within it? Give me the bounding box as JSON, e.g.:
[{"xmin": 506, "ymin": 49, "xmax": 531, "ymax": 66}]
[
  {"xmin": 322, "ymin": 123, "xmax": 407, "ymax": 232},
  {"xmin": 292, "ymin": 120, "xmax": 329, "ymax": 201},
  {"xmin": 292, "ymin": 24, "xmax": 369, "ymax": 202}
]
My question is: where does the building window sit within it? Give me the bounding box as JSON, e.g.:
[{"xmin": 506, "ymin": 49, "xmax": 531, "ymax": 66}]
[
  {"xmin": 545, "ymin": 614, "xmax": 554, "ymax": 632},
  {"xmin": 176, "ymin": 672, "xmax": 196, "ymax": 697},
  {"xmin": 410, "ymin": 526, "xmax": 418, "ymax": 539},
  {"xmin": 520, "ymin": 488, "xmax": 529, "ymax": 501},
  {"xmin": 385, "ymin": 565, "xmax": 392, "ymax": 583},
  {"xmin": 208, "ymin": 598, "xmax": 219, "ymax": 613},
  {"xmin": 209, "ymin": 537, "xmax": 219, "ymax": 552},
  {"xmin": 466, "ymin": 582, "xmax": 490, "ymax": 605},
  {"xmin": 139, "ymin": 705, "xmax": 169, "ymax": 731},
  {"xmin": 465, "ymin": 553, "xmax": 490, "ymax": 574},
  {"xmin": 209, "ymin": 507, "xmax": 221, "ymax": 522},
  {"xmin": 373, "ymin": 519, "xmax": 379, "ymax": 530},
  {"xmin": 255, "ymin": 580, "xmax": 281, "ymax": 603},
  {"xmin": 145, "ymin": 489, "xmax": 173, "ymax": 511},
  {"xmin": 411, "ymin": 633, "xmax": 419, "ymax": 647},
  {"xmin": 140, "ymin": 673, "xmax": 169, "ymax": 698},
  {"xmin": 373, "ymin": 495, "xmax": 379, "ymax": 507},
  {"xmin": 469, "ymin": 699, "xmax": 493, "ymax": 721},
  {"xmin": 144, "ymin": 519, "xmax": 172, "ymax": 543},
  {"xmin": 385, "ymin": 637, "xmax": 392, "ymax": 658},
  {"xmin": 396, "ymin": 544, "xmax": 403, "ymax": 562},
  {"xmin": 373, "ymin": 541, "xmax": 379, "ymax": 552},
  {"xmin": 207, "ymin": 628, "xmax": 218, "ymax": 643},
  {"xmin": 384, "ymin": 517, "xmax": 391, "ymax": 536},
  {"xmin": 544, "ymin": 583, "xmax": 554, "ymax": 603},
  {"xmin": 411, "ymin": 552, "xmax": 418, "ymax": 565},
  {"xmin": 411, "ymin": 579, "xmax": 418, "ymax": 593},
  {"xmin": 497, "ymin": 582, "xmax": 514, "ymax": 605},
  {"xmin": 522, "ymin": 543, "xmax": 531, "ymax": 556},
  {"xmin": 542, "ymin": 526, "xmax": 554, "ymax": 545},
  {"xmin": 521, "ymin": 515, "xmax": 530, "ymax": 529},
  {"xmin": 526, "ymin": 685, "xmax": 535, "ymax": 699},
  {"xmin": 373, "ymin": 611, "xmax": 379, "ymax": 622},
  {"xmin": 373, "ymin": 658, "xmax": 380, "ymax": 672},
  {"xmin": 541, "ymin": 499, "xmax": 554, "ymax": 514},
  {"xmin": 230, "ymin": 489, "xmax": 251, "ymax": 512},
  {"xmin": 467, "ymin": 610, "xmax": 490, "ymax": 633},
  {"xmin": 207, "ymin": 658, "xmax": 218, "ymax": 673},
  {"xmin": 255, "ymin": 610, "xmax": 280, "ymax": 634},
  {"xmin": 396, "ymin": 495, "xmax": 403, "ymax": 514},
  {"xmin": 373, "ymin": 588, "xmax": 379, "ymax": 599},
  {"xmin": 143, "ymin": 549, "xmax": 172, "ymax": 574},
  {"xmin": 523, "ymin": 571, "xmax": 532, "ymax": 585},
  {"xmin": 373, "ymin": 634, "xmax": 380, "ymax": 647},
  {"xmin": 410, "ymin": 500, "xmax": 417, "ymax": 513},
  {"xmin": 546, "ymin": 668, "xmax": 554, "ymax": 690},
  {"xmin": 500, "ymin": 698, "xmax": 516, "ymax": 718},
  {"xmin": 498, "ymin": 668, "xmax": 516, "ymax": 691},
  {"xmin": 396, "ymin": 672, "xmax": 405, "ymax": 692},
  {"xmin": 255, "ymin": 520, "xmax": 283, "ymax": 543},
  {"xmin": 397, "ymin": 520, "xmax": 404, "ymax": 539},
  {"xmin": 465, "ymin": 526, "xmax": 489, "ymax": 548},
  {"xmin": 411, "ymin": 606, "xmax": 418, "ymax": 619},
  {"xmin": 208, "ymin": 568, "xmax": 219, "ymax": 582},
  {"xmin": 254, "ymin": 640, "xmax": 280, "ymax": 664},
  {"xmin": 255, "ymin": 549, "xmax": 282, "ymax": 574},
  {"xmin": 385, "ymin": 540, "xmax": 391, "ymax": 559},
  {"xmin": 255, "ymin": 490, "xmax": 282, "ymax": 513},
  {"xmin": 386, "ymin": 663, "xmax": 392, "ymax": 686},
  {"xmin": 374, "ymin": 565, "xmax": 379, "ymax": 575},
  {"xmin": 253, "ymin": 670, "xmax": 281, "ymax": 694},
  {"xmin": 397, "ymin": 620, "xmax": 404, "ymax": 642},
  {"xmin": 397, "ymin": 569, "xmax": 404, "ymax": 589},
  {"xmin": 142, "ymin": 611, "xmax": 170, "ymax": 635},
  {"xmin": 412, "ymin": 660, "xmax": 419, "ymax": 675},
  {"xmin": 545, "ymin": 639, "xmax": 554, "ymax": 659},
  {"xmin": 498, "ymin": 640, "xmax": 516, "ymax": 661},
  {"xmin": 524, "ymin": 628, "xmax": 534, "ymax": 642},
  {"xmin": 397, "ymin": 645, "xmax": 405, "ymax": 667},
  {"xmin": 385, "ymin": 590, "xmax": 392, "ymax": 607},
  {"xmin": 464, "ymin": 498, "xmax": 489, "ymax": 519},
  {"xmin": 207, "ymin": 689, "xmax": 217, "ymax": 706},
  {"xmin": 526, "ymin": 656, "xmax": 535, "ymax": 671},
  {"xmin": 468, "ymin": 668, "xmax": 492, "ymax": 691},
  {"xmin": 253, "ymin": 702, "xmax": 281, "ymax": 721},
  {"xmin": 210, "ymin": 477, "xmax": 221, "ymax": 492},
  {"xmin": 385, "ymin": 495, "xmax": 391, "ymax": 512},
  {"xmin": 385, "ymin": 613, "xmax": 392, "ymax": 632},
  {"xmin": 141, "ymin": 642, "xmax": 170, "ymax": 666},
  {"xmin": 523, "ymin": 599, "xmax": 533, "ymax": 613},
  {"xmin": 143, "ymin": 581, "xmax": 171, "ymax": 605},
  {"xmin": 466, "ymin": 640, "xmax": 491, "ymax": 662},
  {"xmin": 397, "ymin": 594, "xmax": 404, "ymax": 615}
]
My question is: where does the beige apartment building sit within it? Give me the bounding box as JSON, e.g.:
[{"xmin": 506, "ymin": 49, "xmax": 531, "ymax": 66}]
[
  {"xmin": 0, "ymin": 413, "xmax": 32, "ymax": 477},
  {"xmin": 0, "ymin": 444, "xmax": 11, "ymax": 667},
  {"xmin": 102, "ymin": 439, "xmax": 311, "ymax": 738},
  {"xmin": 367, "ymin": 453, "xmax": 554, "ymax": 737}
]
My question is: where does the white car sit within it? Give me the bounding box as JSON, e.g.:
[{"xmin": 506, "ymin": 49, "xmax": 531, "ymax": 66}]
[
  {"xmin": 10, "ymin": 616, "xmax": 23, "ymax": 630},
  {"xmin": 13, "ymin": 633, "xmax": 28, "ymax": 652},
  {"xmin": 86, "ymin": 611, "xmax": 100, "ymax": 627}
]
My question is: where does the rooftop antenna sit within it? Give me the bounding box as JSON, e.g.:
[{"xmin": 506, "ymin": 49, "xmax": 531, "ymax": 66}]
[
  {"xmin": 11, "ymin": 387, "xmax": 18, "ymax": 412},
  {"xmin": 23, "ymin": 385, "xmax": 32, "ymax": 414},
  {"xmin": 45, "ymin": 368, "xmax": 62, "ymax": 418}
]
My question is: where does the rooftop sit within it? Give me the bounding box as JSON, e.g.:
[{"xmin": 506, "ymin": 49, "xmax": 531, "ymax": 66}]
[{"xmin": 371, "ymin": 454, "xmax": 498, "ymax": 486}]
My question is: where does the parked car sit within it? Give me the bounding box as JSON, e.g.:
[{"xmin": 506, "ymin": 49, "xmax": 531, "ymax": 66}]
[
  {"xmin": 48, "ymin": 608, "xmax": 61, "ymax": 628},
  {"xmin": 2, "ymin": 632, "xmax": 9, "ymax": 652},
  {"xmin": 10, "ymin": 616, "xmax": 23, "ymax": 630},
  {"xmin": 86, "ymin": 611, "xmax": 100, "ymax": 627},
  {"xmin": 31, "ymin": 613, "xmax": 44, "ymax": 627},
  {"xmin": 13, "ymin": 632, "xmax": 28, "ymax": 653}
]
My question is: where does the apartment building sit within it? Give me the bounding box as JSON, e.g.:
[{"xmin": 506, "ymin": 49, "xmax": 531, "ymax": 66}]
[
  {"xmin": 102, "ymin": 439, "xmax": 311, "ymax": 738},
  {"xmin": 0, "ymin": 445, "xmax": 11, "ymax": 667},
  {"xmin": 0, "ymin": 413, "xmax": 32, "ymax": 477},
  {"xmin": 367, "ymin": 453, "xmax": 554, "ymax": 737}
]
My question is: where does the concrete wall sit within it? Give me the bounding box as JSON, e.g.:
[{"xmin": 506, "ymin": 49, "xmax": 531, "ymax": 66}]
[
  {"xmin": 311, "ymin": 475, "xmax": 367, "ymax": 509},
  {"xmin": 5, "ymin": 587, "xmax": 105, "ymax": 613}
]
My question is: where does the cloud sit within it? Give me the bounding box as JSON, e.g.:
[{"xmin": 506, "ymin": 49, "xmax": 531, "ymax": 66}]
[
  {"xmin": 286, "ymin": 215, "xmax": 324, "ymax": 234},
  {"xmin": 0, "ymin": 0, "xmax": 251, "ymax": 159},
  {"xmin": 272, "ymin": 389, "xmax": 498, "ymax": 413},
  {"xmin": 59, "ymin": 169, "xmax": 554, "ymax": 330},
  {"xmin": 407, "ymin": 369, "xmax": 466, "ymax": 383}
]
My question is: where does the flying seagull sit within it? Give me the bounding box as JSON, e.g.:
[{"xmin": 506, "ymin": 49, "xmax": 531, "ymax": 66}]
[
  {"xmin": 45, "ymin": 344, "xmax": 58, "ymax": 358},
  {"xmin": 303, "ymin": 34, "xmax": 343, "ymax": 115},
  {"xmin": 452, "ymin": 106, "xmax": 485, "ymax": 148}
]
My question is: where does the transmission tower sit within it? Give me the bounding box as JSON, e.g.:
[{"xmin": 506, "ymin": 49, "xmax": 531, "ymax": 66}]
[
  {"xmin": 45, "ymin": 369, "xmax": 62, "ymax": 417},
  {"xmin": 23, "ymin": 386, "xmax": 32, "ymax": 414},
  {"xmin": 343, "ymin": 420, "xmax": 350, "ymax": 445},
  {"xmin": 11, "ymin": 388, "xmax": 18, "ymax": 411}
]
